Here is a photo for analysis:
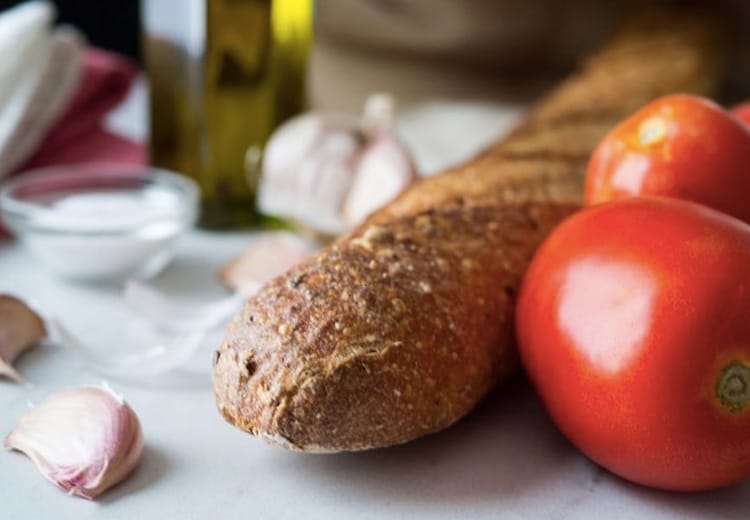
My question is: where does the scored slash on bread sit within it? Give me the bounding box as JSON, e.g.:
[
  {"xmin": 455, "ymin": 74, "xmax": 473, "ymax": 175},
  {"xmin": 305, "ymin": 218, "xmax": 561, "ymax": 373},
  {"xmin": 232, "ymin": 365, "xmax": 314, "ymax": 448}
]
[{"xmin": 213, "ymin": 7, "xmax": 729, "ymax": 452}]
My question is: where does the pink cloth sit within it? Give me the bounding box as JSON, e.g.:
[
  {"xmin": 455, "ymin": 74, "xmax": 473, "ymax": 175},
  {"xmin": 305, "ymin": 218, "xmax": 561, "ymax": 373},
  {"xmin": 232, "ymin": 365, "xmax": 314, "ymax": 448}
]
[{"xmin": 16, "ymin": 47, "xmax": 145, "ymax": 172}]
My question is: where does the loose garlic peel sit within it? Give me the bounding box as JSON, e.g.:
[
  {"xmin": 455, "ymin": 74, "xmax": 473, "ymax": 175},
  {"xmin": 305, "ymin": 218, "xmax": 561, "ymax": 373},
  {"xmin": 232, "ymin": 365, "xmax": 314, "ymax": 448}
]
[
  {"xmin": 257, "ymin": 93, "xmax": 416, "ymax": 236},
  {"xmin": 0, "ymin": 294, "xmax": 46, "ymax": 383},
  {"xmin": 5, "ymin": 385, "xmax": 143, "ymax": 499}
]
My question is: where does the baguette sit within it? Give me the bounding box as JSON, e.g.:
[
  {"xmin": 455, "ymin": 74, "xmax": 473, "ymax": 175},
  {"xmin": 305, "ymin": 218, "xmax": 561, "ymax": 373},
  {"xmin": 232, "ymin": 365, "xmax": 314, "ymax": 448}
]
[{"xmin": 213, "ymin": 7, "xmax": 728, "ymax": 452}]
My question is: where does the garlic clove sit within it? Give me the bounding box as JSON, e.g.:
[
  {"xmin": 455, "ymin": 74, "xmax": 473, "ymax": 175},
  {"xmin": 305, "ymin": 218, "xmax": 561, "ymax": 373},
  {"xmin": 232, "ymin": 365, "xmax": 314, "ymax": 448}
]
[
  {"xmin": 219, "ymin": 231, "xmax": 314, "ymax": 293},
  {"xmin": 260, "ymin": 115, "xmax": 327, "ymax": 203},
  {"xmin": 256, "ymin": 93, "xmax": 416, "ymax": 236},
  {"xmin": 258, "ymin": 114, "xmax": 359, "ymax": 235},
  {"xmin": 0, "ymin": 294, "xmax": 46, "ymax": 384},
  {"xmin": 342, "ymin": 130, "xmax": 417, "ymax": 227},
  {"xmin": 294, "ymin": 129, "xmax": 359, "ymax": 235},
  {"xmin": 361, "ymin": 92, "xmax": 396, "ymax": 135},
  {"xmin": 4, "ymin": 384, "xmax": 144, "ymax": 500}
]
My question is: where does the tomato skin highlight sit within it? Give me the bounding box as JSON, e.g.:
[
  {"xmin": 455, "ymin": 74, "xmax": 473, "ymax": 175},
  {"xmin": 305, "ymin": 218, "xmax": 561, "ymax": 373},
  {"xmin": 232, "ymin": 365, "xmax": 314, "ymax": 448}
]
[
  {"xmin": 584, "ymin": 94, "xmax": 750, "ymax": 224},
  {"xmin": 516, "ymin": 197, "xmax": 750, "ymax": 491},
  {"xmin": 731, "ymin": 101, "xmax": 750, "ymax": 127}
]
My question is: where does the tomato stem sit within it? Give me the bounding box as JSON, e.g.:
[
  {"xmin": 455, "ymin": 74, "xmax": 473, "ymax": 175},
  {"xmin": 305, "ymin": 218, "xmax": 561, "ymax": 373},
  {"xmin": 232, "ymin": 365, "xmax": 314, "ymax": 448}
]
[{"xmin": 716, "ymin": 361, "xmax": 750, "ymax": 413}]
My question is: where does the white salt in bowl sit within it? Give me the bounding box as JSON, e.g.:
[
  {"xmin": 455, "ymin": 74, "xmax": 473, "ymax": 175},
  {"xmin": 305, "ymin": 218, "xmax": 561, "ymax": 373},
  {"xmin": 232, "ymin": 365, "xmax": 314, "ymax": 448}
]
[{"xmin": 0, "ymin": 163, "xmax": 199, "ymax": 282}]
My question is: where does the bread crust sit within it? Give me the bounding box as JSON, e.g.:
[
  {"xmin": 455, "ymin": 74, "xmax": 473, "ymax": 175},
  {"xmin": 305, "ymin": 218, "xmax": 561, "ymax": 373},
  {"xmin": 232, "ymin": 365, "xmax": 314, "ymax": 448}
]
[{"xmin": 213, "ymin": 7, "xmax": 728, "ymax": 451}]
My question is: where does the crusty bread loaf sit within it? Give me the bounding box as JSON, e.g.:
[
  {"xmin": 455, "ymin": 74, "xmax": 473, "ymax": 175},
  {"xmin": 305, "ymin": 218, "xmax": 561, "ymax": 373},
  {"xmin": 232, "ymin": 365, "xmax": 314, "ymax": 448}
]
[{"xmin": 213, "ymin": 7, "xmax": 728, "ymax": 452}]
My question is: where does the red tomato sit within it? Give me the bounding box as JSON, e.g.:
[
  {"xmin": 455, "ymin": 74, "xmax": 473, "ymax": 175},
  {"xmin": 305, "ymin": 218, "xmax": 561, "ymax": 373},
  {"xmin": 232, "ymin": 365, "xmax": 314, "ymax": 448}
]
[
  {"xmin": 731, "ymin": 101, "xmax": 750, "ymax": 127},
  {"xmin": 516, "ymin": 197, "xmax": 750, "ymax": 491},
  {"xmin": 584, "ymin": 94, "xmax": 750, "ymax": 223}
]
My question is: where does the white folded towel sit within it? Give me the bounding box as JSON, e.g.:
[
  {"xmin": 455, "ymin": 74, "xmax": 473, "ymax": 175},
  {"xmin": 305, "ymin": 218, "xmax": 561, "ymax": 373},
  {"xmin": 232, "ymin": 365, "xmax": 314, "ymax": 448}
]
[{"xmin": 0, "ymin": 1, "xmax": 83, "ymax": 179}]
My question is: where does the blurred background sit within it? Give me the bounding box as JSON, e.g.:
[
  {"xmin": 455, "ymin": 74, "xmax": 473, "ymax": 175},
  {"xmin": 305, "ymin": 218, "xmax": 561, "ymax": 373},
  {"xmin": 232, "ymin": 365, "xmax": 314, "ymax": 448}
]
[
  {"xmin": 0, "ymin": 0, "xmax": 747, "ymax": 229},
  {"xmin": 0, "ymin": 0, "xmax": 746, "ymax": 110},
  {"xmin": 0, "ymin": 0, "xmax": 139, "ymax": 57}
]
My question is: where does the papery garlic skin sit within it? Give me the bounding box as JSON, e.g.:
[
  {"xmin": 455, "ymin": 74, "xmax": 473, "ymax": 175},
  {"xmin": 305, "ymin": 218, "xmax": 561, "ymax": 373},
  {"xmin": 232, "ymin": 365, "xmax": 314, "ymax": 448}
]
[{"xmin": 4, "ymin": 385, "xmax": 143, "ymax": 500}]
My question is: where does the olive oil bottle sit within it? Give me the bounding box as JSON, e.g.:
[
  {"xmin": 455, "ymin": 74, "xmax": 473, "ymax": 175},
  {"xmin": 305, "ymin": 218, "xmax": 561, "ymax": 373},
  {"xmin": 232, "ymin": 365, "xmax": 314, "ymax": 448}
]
[{"xmin": 142, "ymin": 0, "xmax": 313, "ymax": 228}]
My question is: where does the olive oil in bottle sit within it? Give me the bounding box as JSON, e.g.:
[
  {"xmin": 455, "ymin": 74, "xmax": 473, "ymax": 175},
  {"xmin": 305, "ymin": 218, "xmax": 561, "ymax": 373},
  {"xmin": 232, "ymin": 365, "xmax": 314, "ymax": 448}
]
[{"xmin": 142, "ymin": 0, "xmax": 313, "ymax": 228}]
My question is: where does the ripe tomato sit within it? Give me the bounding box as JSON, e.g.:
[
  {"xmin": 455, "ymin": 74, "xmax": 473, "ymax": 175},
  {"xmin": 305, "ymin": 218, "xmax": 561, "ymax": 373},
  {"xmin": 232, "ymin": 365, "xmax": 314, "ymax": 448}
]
[
  {"xmin": 584, "ymin": 94, "xmax": 750, "ymax": 223},
  {"xmin": 516, "ymin": 197, "xmax": 750, "ymax": 491},
  {"xmin": 731, "ymin": 101, "xmax": 750, "ymax": 127}
]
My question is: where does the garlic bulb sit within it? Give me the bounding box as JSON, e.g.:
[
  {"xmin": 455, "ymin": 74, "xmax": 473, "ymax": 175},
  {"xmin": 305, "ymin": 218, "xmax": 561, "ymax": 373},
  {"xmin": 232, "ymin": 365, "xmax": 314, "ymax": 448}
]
[
  {"xmin": 5, "ymin": 385, "xmax": 143, "ymax": 499},
  {"xmin": 0, "ymin": 294, "xmax": 46, "ymax": 383},
  {"xmin": 257, "ymin": 93, "xmax": 416, "ymax": 236}
]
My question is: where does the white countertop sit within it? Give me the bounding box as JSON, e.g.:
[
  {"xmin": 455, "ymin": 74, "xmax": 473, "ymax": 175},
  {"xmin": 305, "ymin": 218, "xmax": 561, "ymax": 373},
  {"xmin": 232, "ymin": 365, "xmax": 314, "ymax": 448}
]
[
  {"xmin": 2, "ymin": 77, "xmax": 750, "ymax": 519},
  {"xmin": 3, "ymin": 230, "xmax": 750, "ymax": 520}
]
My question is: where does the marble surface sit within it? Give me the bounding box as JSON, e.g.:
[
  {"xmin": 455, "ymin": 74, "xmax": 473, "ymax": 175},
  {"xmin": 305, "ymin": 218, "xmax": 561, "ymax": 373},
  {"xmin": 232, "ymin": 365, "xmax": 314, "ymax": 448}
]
[
  {"xmin": 2, "ymin": 232, "xmax": 750, "ymax": 519},
  {"xmin": 2, "ymin": 73, "xmax": 750, "ymax": 519}
]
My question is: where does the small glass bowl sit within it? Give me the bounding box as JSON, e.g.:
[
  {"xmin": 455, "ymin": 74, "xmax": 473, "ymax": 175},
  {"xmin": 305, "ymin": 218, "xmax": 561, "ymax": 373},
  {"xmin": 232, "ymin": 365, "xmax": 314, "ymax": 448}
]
[{"xmin": 0, "ymin": 163, "xmax": 199, "ymax": 282}]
